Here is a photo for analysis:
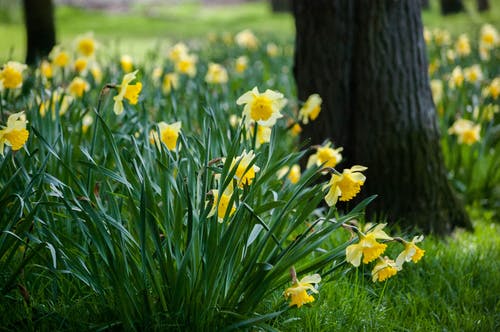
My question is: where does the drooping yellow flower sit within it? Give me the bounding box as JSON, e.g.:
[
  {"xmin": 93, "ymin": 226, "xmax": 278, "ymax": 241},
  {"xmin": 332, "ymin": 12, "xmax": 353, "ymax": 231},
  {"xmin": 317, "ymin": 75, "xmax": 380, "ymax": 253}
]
[
  {"xmin": 324, "ymin": 165, "xmax": 367, "ymax": 206},
  {"xmin": 207, "ymin": 187, "xmax": 236, "ymax": 222},
  {"xmin": 284, "ymin": 274, "xmax": 321, "ymax": 308},
  {"xmin": 67, "ymin": 77, "xmax": 90, "ymax": 98},
  {"xmin": 120, "ymin": 55, "xmax": 134, "ymax": 73},
  {"xmin": 149, "ymin": 121, "xmax": 181, "ymax": 151},
  {"xmin": 205, "ymin": 63, "xmax": 228, "ymax": 84},
  {"xmin": 40, "ymin": 60, "xmax": 53, "ymax": 79},
  {"xmin": 448, "ymin": 118, "xmax": 481, "ymax": 145},
  {"xmin": 230, "ymin": 150, "xmax": 260, "ymax": 188},
  {"xmin": 372, "ymin": 257, "xmax": 400, "ymax": 282},
  {"xmin": 448, "ymin": 66, "xmax": 464, "ymax": 89},
  {"xmin": 113, "ymin": 70, "xmax": 142, "ymax": 115},
  {"xmin": 346, "ymin": 224, "xmax": 392, "ymax": 267},
  {"xmin": 299, "ymin": 94, "xmax": 322, "ymax": 124},
  {"xmin": 162, "ymin": 73, "xmax": 179, "ymax": 94},
  {"xmin": 82, "ymin": 114, "xmax": 93, "ymax": 134},
  {"xmin": 235, "ymin": 29, "xmax": 259, "ymax": 50},
  {"xmin": 235, "ymin": 56, "xmax": 249, "ymax": 73},
  {"xmin": 480, "ymin": 24, "xmax": 499, "ymax": 49},
  {"xmin": 236, "ymin": 87, "xmax": 287, "ymax": 127},
  {"xmin": 277, "ymin": 164, "xmax": 301, "ymax": 184},
  {"xmin": 0, "ymin": 112, "xmax": 29, "ymax": 155},
  {"xmin": 39, "ymin": 89, "xmax": 74, "ymax": 119},
  {"xmin": 0, "ymin": 61, "xmax": 27, "ymax": 89},
  {"xmin": 455, "ymin": 34, "xmax": 471, "ymax": 57},
  {"xmin": 430, "ymin": 79, "xmax": 443, "ymax": 104},
  {"xmin": 396, "ymin": 235, "xmax": 425, "ymax": 267},
  {"xmin": 307, "ymin": 142, "xmax": 343, "ymax": 169},
  {"xmin": 175, "ymin": 53, "xmax": 198, "ymax": 77},
  {"xmin": 483, "ymin": 77, "xmax": 500, "ymax": 99},
  {"xmin": 266, "ymin": 43, "xmax": 279, "ymax": 57},
  {"xmin": 290, "ymin": 123, "xmax": 302, "ymax": 136},
  {"xmin": 50, "ymin": 46, "xmax": 70, "ymax": 68},
  {"xmin": 464, "ymin": 65, "xmax": 483, "ymax": 84},
  {"xmin": 168, "ymin": 42, "xmax": 189, "ymax": 62},
  {"xmin": 73, "ymin": 57, "xmax": 88, "ymax": 74},
  {"xmin": 75, "ymin": 32, "xmax": 97, "ymax": 57}
]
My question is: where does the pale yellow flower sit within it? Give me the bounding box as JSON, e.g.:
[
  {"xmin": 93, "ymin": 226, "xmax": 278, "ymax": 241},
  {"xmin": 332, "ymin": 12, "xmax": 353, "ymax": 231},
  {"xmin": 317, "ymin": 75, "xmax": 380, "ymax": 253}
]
[
  {"xmin": 448, "ymin": 66, "xmax": 464, "ymax": 89},
  {"xmin": 480, "ymin": 24, "xmax": 499, "ymax": 49},
  {"xmin": 235, "ymin": 56, "xmax": 249, "ymax": 73},
  {"xmin": 75, "ymin": 32, "xmax": 97, "ymax": 57},
  {"xmin": 396, "ymin": 235, "xmax": 425, "ymax": 268},
  {"xmin": 236, "ymin": 87, "xmax": 287, "ymax": 127},
  {"xmin": 90, "ymin": 63, "xmax": 102, "ymax": 83},
  {"xmin": 149, "ymin": 121, "xmax": 181, "ymax": 151},
  {"xmin": 113, "ymin": 70, "xmax": 142, "ymax": 115},
  {"xmin": 483, "ymin": 77, "xmax": 500, "ymax": 99},
  {"xmin": 50, "ymin": 46, "xmax": 70, "ymax": 68},
  {"xmin": 168, "ymin": 42, "xmax": 189, "ymax": 62},
  {"xmin": 67, "ymin": 77, "xmax": 90, "ymax": 98},
  {"xmin": 455, "ymin": 34, "xmax": 471, "ymax": 57},
  {"xmin": 120, "ymin": 55, "xmax": 134, "ymax": 73},
  {"xmin": 423, "ymin": 27, "xmax": 432, "ymax": 45},
  {"xmin": 0, "ymin": 112, "xmax": 29, "ymax": 155},
  {"xmin": 205, "ymin": 63, "xmax": 228, "ymax": 84},
  {"xmin": 283, "ymin": 274, "xmax": 321, "ymax": 308},
  {"xmin": 235, "ymin": 29, "xmax": 259, "ymax": 50},
  {"xmin": 152, "ymin": 66, "xmax": 163, "ymax": 83},
  {"xmin": 299, "ymin": 94, "xmax": 322, "ymax": 124},
  {"xmin": 446, "ymin": 49, "xmax": 456, "ymax": 63},
  {"xmin": 162, "ymin": 73, "xmax": 179, "ymax": 94},
  {"xmin": 249, "ymin": 122, "xmax": 272, "ymax": 148},
  {"xmin": 207, "ymin": 187, "xmax": 236, "ymax": 222},
  {"xmin": 346, "ymin": 224, "xmax": 392, "ymax": 267},
  {"xmin": 448, "ymin": 118, "xmax": 481, "ymax": 145},
  {"xmin": 428, "ymin": 59, "xmax": 440, "ymax": 76},
  {"xmin": 464, "ymin": 65, "xmax": 483, "ymax": 84},
  {"xmin": 324, "ymin": 165, "xmax": 366, "ymax": 206},
  {"xmin": 0, "ymin": 61, "xmax": 27, "ymax": 89},
  {"xmin": 73, "ymin": 57, "xmax": 88, "ymax": 74},
  {"xmin": 430, "ymin": 79, "xmax": 443, "ymax": 104},
  {"xmin": 229, "ymin": 114, "xmax": 240, "ymax": 128},
  {"xmin": 290, "ymin": 123, "xmax": 302, "ymax": 136},
  {"xmin": 266, "ymin": 43, "xmax": 279, "ymax": 57},
  {"xmin": 372, "ymin": 257, "xmax": 401, "ymax": 282},
  {"xmin": 82, "ymin": 114, "xmax": 93, "ymax": 134},
  {"xmin": 277, "ymin": 164, "xmax": 301, "ymax": 184},
  {"xmin": 39, "ymin": 89, "xmax": 74, "ymax": 119},
  {"xmin": 307, "ymin": 142, "xmax": 343, "ymax": 169},
  {"xmin": 175, "ymin": 53, "xmax": 198, "ymax": 77},
  {"xmin": 40, "ymin": 60, "xmax": 53, "ymax": 79},
  {"xmin": 433, "ymin": 29, "xmax": 451, "ymax": 46},
  {"xmin": 229, "ymin": 150, "xmax": 260, "ymax": 188}
]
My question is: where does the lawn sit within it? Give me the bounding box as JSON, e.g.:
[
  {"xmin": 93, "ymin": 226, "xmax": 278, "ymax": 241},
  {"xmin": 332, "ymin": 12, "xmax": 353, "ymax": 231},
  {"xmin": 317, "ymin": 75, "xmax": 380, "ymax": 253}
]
[{"xmin": 0, "ymin": 0, "xmax": 499, "ymax": 330}]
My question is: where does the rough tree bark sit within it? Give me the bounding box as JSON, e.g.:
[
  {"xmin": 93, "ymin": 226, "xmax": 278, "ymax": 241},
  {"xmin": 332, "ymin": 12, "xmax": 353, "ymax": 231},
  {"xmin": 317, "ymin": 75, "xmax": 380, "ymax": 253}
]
[
  {"xmin": 477, "ymin": 0, "xmax": 489, "ymax": 12},
  {"xmin": 23, "ymin": 0, "xmax": 56, "ymax": 65},
  {"xmin": 293, "ymin": 0, "xmax": 471, "ymax": 235},
  {"xmin": 440, "ymin": 0, "xmax": 464, "ymax": 15}
]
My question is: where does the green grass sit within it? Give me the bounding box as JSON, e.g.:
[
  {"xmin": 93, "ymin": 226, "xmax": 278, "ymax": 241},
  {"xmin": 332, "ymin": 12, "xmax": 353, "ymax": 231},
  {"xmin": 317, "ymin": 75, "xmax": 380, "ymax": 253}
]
[
  {"xmin": 276, "ymin": 212, "xmax": 500, "ymax": 331},
  {"xmin": 1, "ymin": 0, "xmax": 500, "ymax": 62}
]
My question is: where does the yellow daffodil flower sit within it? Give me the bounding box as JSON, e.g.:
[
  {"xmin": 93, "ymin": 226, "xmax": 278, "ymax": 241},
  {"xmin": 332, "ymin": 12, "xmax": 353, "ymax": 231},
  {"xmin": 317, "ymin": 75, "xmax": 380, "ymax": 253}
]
[
  {"xmin": 149, "ymin": 121, "xmax": 181, "ymax": 151},
  {"xmin": 236, "ymin": 87, "xmax": 287, "ymax": 127},
  {"xmin": 207, "ymin": 187, "xmax": 236, "ymax": 222},
  {"xmin": 464, "ymin": 65, "xmax": 483, "ymax": 84},
  {"xmin": 277, "ymin": 164, "xmax": 301, "ymax": 184},
  {"xmin": 346, "ymin": 224, "xmax": 392, "ymax": 267},
  {"xmin": 168, "ymin": 42, "xmax": 189, "ymax": 62},
  {"xmin": 324, "ymin": 165, "xmax": 367, "ymax": 206},
  {"xmin": 75, "ymin": 32, "xmax": 97, "ymax": 57},
  {"xmin": 248, "ymin": 122, "xmax": 272, "ymax": 148},
  {"xmin": 430, "ymin": 79, "xmax": 443, "ymax": 104},
  {"xmin": 283, "ymin": 274, "xmax": 321, "ymax": 308},
  {"xmin": 162, "ymin": 73, "xmax": 179, "ymax": 94},
  {"xmin": 67, "ymin": 77, "xmax": 90, "ymax": 98},
  {"xmin": 90, "ymin": 63, "xmax": 102, "ymax": 83},
  {"xmin": 372, "ymin": 257, "xmax": 401, "ymax": 282},
  {"xmin": 40, "ymin": 60, "xmax": 53, "ymax": 79},
  {"xmin": 120, "ymin": 55, "xmax": 134, "ymax": 73},
  {"xmin": 455, "ymin": 34, "xmax": 471, "ymax": 57},
  {"xmin": 0, "ymin": 61, "xmax": 27, "ymax": 89},
  {"xmin": 396, "ymin": 235, "xmax": 425, "ymax": 267},
  {"xmin": 299, "ymin": 94, "xmax": 322, "ymax": 124},
  {"xmin": 448, "ymin": 66, "xmax": 464, "ymax": 89},
  {"xmin": 423, "ymin": 27, "xmax": 432, "ymax": 45},
  {"xmin": 0, "ymin": 112, "xmax": 29, "ymax": 155},
  {"xmin": 266, "ymin": 43, "xmax": 279, "ymax": 57},
  {"xmin": 50, "ymin": 46, "xmax": 70, "ymax": 68},
  {"xmin": 82, "ymin": 114, "xmax": 93, "ymax": 134},
  {"xmin": 480, "ymin": 24, "xmax": 499, "ymax": 50},
  {"xmin": 39, "ymin": 89, "xmax": 74, "ymax": 119},
  {"xmin": 113, "ymin": 70, "xmax": 142, "ymax": 115},
  {"xmin": 205, "ymin": 63, "xmax": 228, "ymax": 84},
  {"xmin": 433, "ymin": 29, "xmax": 451, "ymax": 46},
  {"xmin": 230, "ymin": 150, "xmax": 260, "ymax": 188},
  {"xmin": 290, "ymin": 123, "xmax": 302, "ymax": 136},
  {"xmin": 235, "ymin": 29, "xmax": 259, "ymax": 50},
  {"xmin": 175, "ymin": 53, "xmax": 198, "ymax": 77},
  {"xmin": 74, "ymin": 57, "xmax": 88, "ymax": 74},
  {"xmin": 235, "ymin": 56, "xmax": 249, "ymax": 73},
  {"xmin": 448, "ymin": 118, "xmax": 481, "ymax": 145},
  {"xmin": 307, "ymin": 142, "xmax": 343, "ymax": 169},
  {"xmin": 483, "ymin": 77, "xmax": 499, "ymax": 99}
]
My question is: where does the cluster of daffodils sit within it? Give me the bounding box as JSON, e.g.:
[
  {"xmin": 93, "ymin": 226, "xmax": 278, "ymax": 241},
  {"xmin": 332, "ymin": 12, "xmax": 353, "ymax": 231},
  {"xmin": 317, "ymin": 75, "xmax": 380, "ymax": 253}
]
[{"xmin": 345, "ymin": 223, "xmax": 425, "ymax": 282}]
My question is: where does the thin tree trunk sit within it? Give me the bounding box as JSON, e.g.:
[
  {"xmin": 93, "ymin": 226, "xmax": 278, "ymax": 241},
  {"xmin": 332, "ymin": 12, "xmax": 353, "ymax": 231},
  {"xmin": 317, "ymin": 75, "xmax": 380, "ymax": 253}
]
[
  {"xmin": 293, "ymin": 0, "xmax": 471, "ymax": 235},
  {"xmin": 477, "ymin": 0, "xmax": 489, "ymax": 12},
  {"xmin": 440, "ymin": 0, "xmax": 464, "ymax": 15},
  {"xmin": 23, "ymin": 0, "xmax": 56, "ymax": 65}
]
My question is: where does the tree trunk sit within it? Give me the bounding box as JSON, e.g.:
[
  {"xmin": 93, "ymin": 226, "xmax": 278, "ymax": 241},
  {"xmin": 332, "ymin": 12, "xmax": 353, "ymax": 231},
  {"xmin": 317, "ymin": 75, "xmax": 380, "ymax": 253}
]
[
  {"xmin": 477, "ymin": 0, "xmax": 489, "ymax": 12},
  {"xmin": 270, "ymin": 0, "xmax": 291, "ymax": 12},
  {"xmin": 23, "ymin": 0, "xmax": 56, "ymax": 65},
  {"xmin": 440, "ymin": 0, "xmax": 464, "ymax": 15},
  {"xmin": 293, "ymin": 0, "xmax": 471, "ymax": 235},
  {"xmin": 421, "ymin": 0, "xmax": 430, "ymax": 10}
]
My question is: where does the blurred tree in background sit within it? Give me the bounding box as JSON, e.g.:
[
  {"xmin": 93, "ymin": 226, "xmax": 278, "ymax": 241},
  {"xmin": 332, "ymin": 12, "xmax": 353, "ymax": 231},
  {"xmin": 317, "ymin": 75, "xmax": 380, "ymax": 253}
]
[
  {"xmin": 292, "ymin": 0, "xmax": 471, "ymax": 235},
  {"xmin": 23, "ymin": 0, "xmax": 55, "ymax": 64},
  {"xmin": 440, "ymin": 0, "xmax": 464, "ymax": 14}
]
